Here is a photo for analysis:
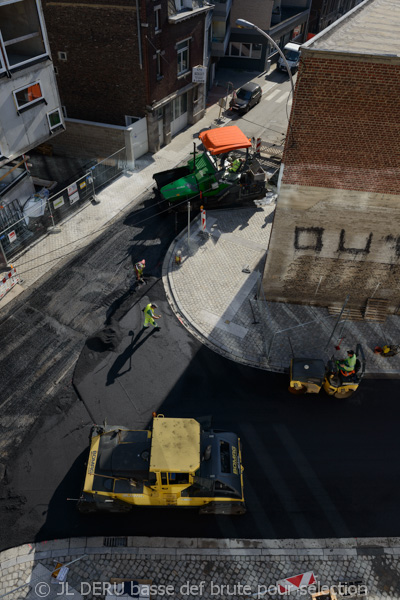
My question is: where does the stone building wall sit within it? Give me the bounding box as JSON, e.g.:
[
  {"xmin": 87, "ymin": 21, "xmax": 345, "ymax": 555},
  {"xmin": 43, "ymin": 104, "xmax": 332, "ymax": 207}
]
[{"xmin": 263, "ymin": 51, "xmax": 400, "ymax": 312}]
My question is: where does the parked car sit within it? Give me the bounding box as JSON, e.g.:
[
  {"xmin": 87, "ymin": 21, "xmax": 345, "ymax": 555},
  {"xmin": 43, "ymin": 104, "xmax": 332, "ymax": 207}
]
[{"xmin": 229, "ymin": 82, "xmax": 262, "ymax": 114}]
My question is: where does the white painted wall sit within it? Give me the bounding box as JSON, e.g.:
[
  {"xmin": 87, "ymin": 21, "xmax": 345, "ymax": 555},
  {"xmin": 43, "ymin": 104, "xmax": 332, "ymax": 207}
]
[
  {"xmin": 129, "ymin": 117, "xmax": 149, "ymax": 159},
  {"xmin": 0, "ymin": 61, "xmax": 64, "ymax": 161}
]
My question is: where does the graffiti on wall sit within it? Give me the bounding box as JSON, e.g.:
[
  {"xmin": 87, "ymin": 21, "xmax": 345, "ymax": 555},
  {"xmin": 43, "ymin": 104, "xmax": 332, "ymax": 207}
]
[
  {"xmin": 294, "ymin": 227, "xmax": 376, "ymax": 255},
  {"xmin": 385, "ymin": 235, "xmax": 400, "ymax": 258},
  {"xmin": 338, "ymin": 229, "xmax": 373, "ymax": 255},
  {"xmin": 294, "ymin": 227, "xmax": 324, "ymax": 252}
]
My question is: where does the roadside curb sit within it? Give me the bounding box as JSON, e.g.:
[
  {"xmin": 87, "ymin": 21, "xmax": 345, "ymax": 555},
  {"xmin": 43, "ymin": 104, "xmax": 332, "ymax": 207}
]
[
  {"xmin": 2, "ymin": 537, "xmax": 400, "ymax": 569},
  {"xmin": 162, "ymin": 212, "xmax": 400, "ymax": 379},
  {"xmin": 161, "ymin": 213, "xmax": 287, "ymax": 374}
]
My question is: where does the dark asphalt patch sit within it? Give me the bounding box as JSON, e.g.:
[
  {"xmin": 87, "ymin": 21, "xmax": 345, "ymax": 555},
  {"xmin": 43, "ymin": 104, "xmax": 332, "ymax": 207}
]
[{"xmin": 73, "ymin": 277, "xmax": 200, "ymax": 427}]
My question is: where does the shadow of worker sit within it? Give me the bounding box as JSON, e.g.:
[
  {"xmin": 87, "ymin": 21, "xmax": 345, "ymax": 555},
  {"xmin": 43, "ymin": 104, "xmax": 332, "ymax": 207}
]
[{"xmin": 106, "ymin": 328, "xmax": 154, "ymax": 386}]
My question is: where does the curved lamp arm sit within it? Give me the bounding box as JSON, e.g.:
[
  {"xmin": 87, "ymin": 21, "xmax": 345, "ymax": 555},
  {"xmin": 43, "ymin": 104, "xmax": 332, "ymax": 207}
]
[{"xmin": 236, "ymin": 18, "xmax": 295, "ymax": 97}]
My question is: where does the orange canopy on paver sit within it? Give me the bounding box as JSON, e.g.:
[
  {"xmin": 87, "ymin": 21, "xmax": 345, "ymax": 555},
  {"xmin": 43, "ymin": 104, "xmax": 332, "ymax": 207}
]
[{"xmin": 198, "ymin": 126, "xmax": 252, "ymax": 155}]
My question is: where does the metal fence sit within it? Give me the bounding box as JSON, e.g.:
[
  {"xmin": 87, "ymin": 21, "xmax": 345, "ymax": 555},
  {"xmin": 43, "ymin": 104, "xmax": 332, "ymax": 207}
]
[
  {"xmin": 90, "ymin": 148, "xmax": 127, "ymax": 191},
  {"xmin": 0, "ymin": 147, "xmax": 126, "ymax": 261}
]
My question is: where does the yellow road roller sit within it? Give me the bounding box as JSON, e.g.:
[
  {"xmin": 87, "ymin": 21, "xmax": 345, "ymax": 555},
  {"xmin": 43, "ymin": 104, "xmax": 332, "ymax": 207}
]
[
  {"xmin": 288, "ymin": 358, "xmax": 326, "ymax": 394},
  {"xmin": 289, "ymin": 344, "xmax": 366, "ymax": 399},
  {"xmin": 78, "ymin": 414, "xmax": 245, "ymax": 515}
]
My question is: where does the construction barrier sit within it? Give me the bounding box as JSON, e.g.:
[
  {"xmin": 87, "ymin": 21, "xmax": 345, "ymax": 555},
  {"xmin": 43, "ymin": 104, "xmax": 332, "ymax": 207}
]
[
  {"xmin": 255, "ymin": 138, "xmax": 261, "ymax": 155},
  {"xmin": 0, "ymin": 148, "xmax": 127, "ymax": 262},
  {"xmin": 0, "ymin": 266, "xmax": 20, "ymax": 301},
  {"xmin": 200, "ymin": 206, "xmax": 206, "ymax": 231},
  {"xmin": 277, "ymin": 571, "xmax": 316, "ymax": 594}
]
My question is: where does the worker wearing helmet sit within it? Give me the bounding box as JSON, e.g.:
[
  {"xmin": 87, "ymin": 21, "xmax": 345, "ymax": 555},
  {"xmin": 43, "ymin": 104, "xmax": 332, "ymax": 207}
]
[
  {"xmin": 228, "ymin": 158, "xmax": 242, "ymax": 173},
  {"xmin": 143, "ymin": 303, "xmax": 161, "ymax": 329},
  {"xmin": 337, "ymin": 350, "xmax": 356, "ymax": 376},
  {"xmin": 135, "ymin": 259, "xmax": 146, "ymax": 283}
]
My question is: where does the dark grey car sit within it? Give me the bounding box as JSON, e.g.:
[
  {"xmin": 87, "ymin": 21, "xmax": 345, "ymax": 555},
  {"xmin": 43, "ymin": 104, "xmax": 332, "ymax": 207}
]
[{"xmin": 229, "ymin": 82, "xmax": 262, "ymax": 114}]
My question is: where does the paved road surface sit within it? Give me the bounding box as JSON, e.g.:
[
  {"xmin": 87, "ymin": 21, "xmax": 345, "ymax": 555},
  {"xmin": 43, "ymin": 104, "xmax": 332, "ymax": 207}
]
[{"xmin": 1, "ymin": 179, "xmax": 400, "ymax": 552}]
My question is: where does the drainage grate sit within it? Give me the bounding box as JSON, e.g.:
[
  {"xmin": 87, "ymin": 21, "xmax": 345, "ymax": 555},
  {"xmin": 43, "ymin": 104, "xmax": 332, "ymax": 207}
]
[{"xmin": 103, "ymin": 536, "xmax": 128, "ymax": 547}]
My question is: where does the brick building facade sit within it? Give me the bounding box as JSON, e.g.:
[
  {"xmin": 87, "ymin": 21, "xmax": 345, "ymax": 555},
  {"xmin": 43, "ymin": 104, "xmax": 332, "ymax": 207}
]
[
  {"xmin": 42, "ymin": 0, "xmax": 211, "ymax": 156},
  {"xmin": 262, "ymin": 0, "xmax": 400, "ymax": 313},
  {"xmin": 43, "ymin": 0, "xmax": 146, "ymax": 126}
]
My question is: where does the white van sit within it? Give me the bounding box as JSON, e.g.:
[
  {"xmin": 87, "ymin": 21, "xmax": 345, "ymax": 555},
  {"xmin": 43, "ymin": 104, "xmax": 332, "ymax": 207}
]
[{"xmin": 278, "ymin": 42, "xmax": 301, "ymax": 74}]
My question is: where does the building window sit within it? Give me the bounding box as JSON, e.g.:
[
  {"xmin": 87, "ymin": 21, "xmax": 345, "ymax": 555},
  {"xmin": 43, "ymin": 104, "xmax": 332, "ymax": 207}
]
[
  {"xmin": 58, "ymin": 51, "xmax": 67, "ymax": 61},
  {"xmin": 156, "ymin": 51, "xmax": 162, "ymax": 79},
  {"xmin": 47, "ymin": 108, "xmax": 63, "ymax": 132},
  {"xmin": 0, "ymin": 0, "xmax": 48, "ymax": 71},
  {"xmin": 13, "ymin": 82, "xmax": 43, "ymax": 110},
  {"xmin": 154, "ymin": 6, "xmax": 161, "ymax": 32},
  {"xmin": 251, "ymin": 44, "xmax": 262, "ymax": 59},
  {"xmin": 172, "ymin": 93, "xmax": 187, "ymax": 120},
  {"xmin": 227, "ymin": 42, "xmax": 262, "ymax": 59},
  {"xmin": 177, "ymin": 40, "xmax": 189, "ymax": 75}
]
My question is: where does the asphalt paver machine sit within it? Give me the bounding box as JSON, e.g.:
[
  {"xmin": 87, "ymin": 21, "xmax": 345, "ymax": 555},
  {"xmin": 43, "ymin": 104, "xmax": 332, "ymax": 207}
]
[
  {"xmin": 78, "ymin": 414, "xmax": 246, "ymax": 515},
  {"xmin": 152, "ymin": 126, "xmax": 267, "ymax": 210}
]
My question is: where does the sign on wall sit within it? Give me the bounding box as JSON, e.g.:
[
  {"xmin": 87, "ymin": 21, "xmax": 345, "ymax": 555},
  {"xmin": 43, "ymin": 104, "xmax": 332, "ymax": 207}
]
[
  {"xmin": 192, "ymin": 65, "xmax": 207, "ymax": 83},
  {"xmin": 8, "ymin": 230, "xmax": 17, "ymax": 243},
  {"xmin": 68, "ymin": 182, "xmax": 80, "ymax": 205},
  {"xmin": 53, "ymin": 197, "xmax": 65, "ymax": 210}
]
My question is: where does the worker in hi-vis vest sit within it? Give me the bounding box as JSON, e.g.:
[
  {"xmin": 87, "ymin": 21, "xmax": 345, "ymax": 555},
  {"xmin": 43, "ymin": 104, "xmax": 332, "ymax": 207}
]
[
  {"xmin": 143, "ymin": 303, "xmax": 161, "ymax": 329},
  {"xmin": 135, "ymin": 259, "xmax": 145, "ymax": 283},
  {"xmin": 337, "ymin": 349, "xmax": 356, "ymax": 375}
]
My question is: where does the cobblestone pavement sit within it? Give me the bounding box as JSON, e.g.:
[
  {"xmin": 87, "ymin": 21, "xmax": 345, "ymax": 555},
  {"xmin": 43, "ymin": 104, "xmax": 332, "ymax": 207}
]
[
  {"xmin": 163, "ymin": 208, "xmax": 400, "ymax": 376},
  {"xmin": 1, "ymin": 537, "xmax": 400, "ymax": 600}
]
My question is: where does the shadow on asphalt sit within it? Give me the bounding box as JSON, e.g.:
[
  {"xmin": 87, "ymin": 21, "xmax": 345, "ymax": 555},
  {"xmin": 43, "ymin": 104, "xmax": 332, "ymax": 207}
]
[{"xmin": 106, "ymin": 328, "xmax": 159, "ymax": 386}]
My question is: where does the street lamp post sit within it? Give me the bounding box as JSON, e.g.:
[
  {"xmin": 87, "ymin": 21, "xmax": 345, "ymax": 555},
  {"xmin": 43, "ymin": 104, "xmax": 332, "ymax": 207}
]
[{"xmin": 235, "ymin": 18, "xmax": 295, "ymax": 98}]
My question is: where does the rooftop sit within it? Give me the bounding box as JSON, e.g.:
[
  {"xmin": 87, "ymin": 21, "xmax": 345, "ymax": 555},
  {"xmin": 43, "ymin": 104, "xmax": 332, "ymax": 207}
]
[{"xmin": 304, "ymin": 0, "xmax": 400, "ymax": 57}]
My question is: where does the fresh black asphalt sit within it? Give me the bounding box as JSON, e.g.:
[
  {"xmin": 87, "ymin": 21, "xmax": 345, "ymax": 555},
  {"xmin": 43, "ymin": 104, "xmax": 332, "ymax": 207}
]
[{"xmin": 1, "ymin": 193, "xmax": 400, "ymax": 550}]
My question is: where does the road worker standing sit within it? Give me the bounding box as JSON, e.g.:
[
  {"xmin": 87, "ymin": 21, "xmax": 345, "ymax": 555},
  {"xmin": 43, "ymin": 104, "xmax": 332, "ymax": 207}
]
[
  {"xmin": 143, "ymin": 303, "xmax": 161, "ymax": 329},
  {"xmin": 135, "ymin": 259, "xmax": 146, "ymax": 283}
]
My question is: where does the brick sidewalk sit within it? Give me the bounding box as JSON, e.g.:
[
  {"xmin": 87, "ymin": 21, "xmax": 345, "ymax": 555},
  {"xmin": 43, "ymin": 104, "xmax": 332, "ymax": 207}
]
[
  {"xmin": 163, "ymin": 208, "xmax": 400, "ymax": 375},
  {"xmin": 1, "ymin": 537, "xmax": 399, "ymax": 600}
]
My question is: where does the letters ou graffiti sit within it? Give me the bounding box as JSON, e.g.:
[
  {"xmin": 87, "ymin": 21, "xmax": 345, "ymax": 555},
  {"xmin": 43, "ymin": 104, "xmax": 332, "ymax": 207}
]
[
  {"xmin": 338, "ymin": 229, "xmax": 372, "ymax": 255},
  {"xmin": 294, "ymin": 227, "xmax": 324, "ymax": 251},
  {"xmin": 294, "ymin": 227, "xmax": 374, "ymax": 255},
  {"xmin": 385, "ymin": 235, "xmax": 400, "ymax": 258}
]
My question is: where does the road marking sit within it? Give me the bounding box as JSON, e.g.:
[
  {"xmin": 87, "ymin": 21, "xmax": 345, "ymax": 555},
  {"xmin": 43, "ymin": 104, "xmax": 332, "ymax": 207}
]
[
  {"xmin": 276, "ymin": 91, "xmax": 290, "ymax": 104},
  {"xmin": 261, "ymin": 82, "xmax": 278, "ymax": 94},
  {"xmin": 265, "ymin": 89, "xmax": 281, "ymax": 101}
]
